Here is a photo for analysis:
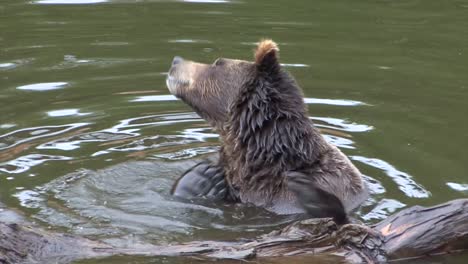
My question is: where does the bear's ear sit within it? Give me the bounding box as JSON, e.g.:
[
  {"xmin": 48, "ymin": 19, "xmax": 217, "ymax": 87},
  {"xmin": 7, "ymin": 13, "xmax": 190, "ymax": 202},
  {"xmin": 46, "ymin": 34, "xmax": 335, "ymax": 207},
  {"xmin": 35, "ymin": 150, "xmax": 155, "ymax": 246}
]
[{"xmin": 254, "ymin": 39, "xmax": 280, "ymax": 73}]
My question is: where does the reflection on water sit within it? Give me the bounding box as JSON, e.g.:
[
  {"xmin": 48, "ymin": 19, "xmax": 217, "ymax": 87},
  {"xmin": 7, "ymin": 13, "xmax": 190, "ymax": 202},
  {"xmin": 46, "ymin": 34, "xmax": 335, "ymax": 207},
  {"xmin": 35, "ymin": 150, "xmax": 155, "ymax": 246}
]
[
  {"xmin": 182, "ymin": 0, "xmax": 230, "ymax": 3},
  {"xmin": 303, "ymin": 98, "xmax": 366, "ymax": 106},
  {"xmin": 351, "ymin": 156, "xmax": 430, "ymax": 198},
  {"xmin": 131, "ymin": 95, "xmax": 177, "ymax": 102},
  {"xmin": 0, "ymin": 124, "xmax": 16, "ymax": 129},
  {"xmin": 0, "ymin": 123, "xmax": 89, "ymax": 150},
  {"xmin": 17, "ymin": 82, "xmax": 69, "ymax": 91},
  {"xmin": 281, "ymin": 63, "xmax": 309, "ymax": 67},
  {"xmin": 361, "ymin": 199, "xmax": 406, "ymax": 221},
  {"xmin": 447, "ymin": 182, "xmax": 468, "ymax": 192},
  {"xmin": 35, "ymin": 0, "xmax": 109, "ymax": 4},
  {"xmin": 33, "ymin": 0, "xmax": 232, "ymax": 4},
  {"xmin": 41, "ymin": 56, "xmax": 156, "ymax": 72},
  {"xmin": 47, "ymin": 109, "xmax": 92, "ymax": 117},
  {"xmin": 131, "ymin": 94, "xmax": 367, "ymax": 107},
  {"xmin": 0, "ymin": 63, "xmax": 16, "ymax": 69},
  {"xmin": 168, "ymin": 39, "xmax": 212, "ymax": 44},
  {"xmin": 314, "ymin": 117, "xmax": 373, "ymax": 132},
  {"xmin": 0, "ymin": 154, "xmax": 72, "ymax": 174}
]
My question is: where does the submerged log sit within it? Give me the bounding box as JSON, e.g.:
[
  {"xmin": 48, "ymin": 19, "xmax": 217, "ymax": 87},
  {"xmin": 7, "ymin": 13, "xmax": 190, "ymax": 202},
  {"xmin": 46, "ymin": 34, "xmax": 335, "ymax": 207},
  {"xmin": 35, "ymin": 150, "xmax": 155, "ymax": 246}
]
[{"xmin": 0, "ymin": 199, "xmax": 467, "ymax": 263}]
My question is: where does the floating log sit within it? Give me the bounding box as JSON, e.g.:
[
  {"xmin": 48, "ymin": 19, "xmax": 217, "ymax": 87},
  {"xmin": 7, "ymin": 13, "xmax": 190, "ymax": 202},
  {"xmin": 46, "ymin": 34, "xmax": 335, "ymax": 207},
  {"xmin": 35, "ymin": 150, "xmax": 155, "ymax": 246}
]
[{"xmin": 0, "ymin": 199, "xmax": 467, "ymax": 263}]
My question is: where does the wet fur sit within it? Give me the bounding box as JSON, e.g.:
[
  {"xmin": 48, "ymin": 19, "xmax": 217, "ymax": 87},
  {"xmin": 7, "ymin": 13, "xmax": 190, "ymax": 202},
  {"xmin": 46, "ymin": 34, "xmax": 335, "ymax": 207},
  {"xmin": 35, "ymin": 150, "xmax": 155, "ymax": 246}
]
[
  {"xmin": 221, "ymin": 40, "xmax": 367, "ymax": 215},
  {"xmin": 168, "ymin": 40, "xmax": 368, "ymax": 223},
  {"xmin": 223, "ymin": 42, "xmax": 326, "ymax": 197}
]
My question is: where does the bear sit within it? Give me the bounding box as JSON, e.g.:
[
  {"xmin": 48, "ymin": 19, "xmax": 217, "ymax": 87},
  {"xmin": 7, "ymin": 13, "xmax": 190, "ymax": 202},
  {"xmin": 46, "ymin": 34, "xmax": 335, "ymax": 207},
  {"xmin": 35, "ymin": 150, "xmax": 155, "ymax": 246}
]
[{"xmin": 166, "ymin": 40, "xmax": 368, "ymax": 224}]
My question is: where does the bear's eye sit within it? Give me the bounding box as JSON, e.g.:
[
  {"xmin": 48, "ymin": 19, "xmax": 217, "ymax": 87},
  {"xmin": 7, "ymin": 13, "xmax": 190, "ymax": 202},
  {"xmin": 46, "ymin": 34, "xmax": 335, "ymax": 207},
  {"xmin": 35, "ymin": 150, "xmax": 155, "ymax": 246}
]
[{"xmin": 213, "ymin": 58, "xmax": 226, "ymax": 66}]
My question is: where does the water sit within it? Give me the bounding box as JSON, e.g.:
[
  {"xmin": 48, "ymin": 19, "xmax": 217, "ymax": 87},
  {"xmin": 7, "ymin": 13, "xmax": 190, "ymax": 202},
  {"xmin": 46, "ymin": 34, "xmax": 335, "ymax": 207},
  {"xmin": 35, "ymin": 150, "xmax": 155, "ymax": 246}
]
[{"xmin": 1, "ymin": 0, "xmax": 467, "ymax": 263}]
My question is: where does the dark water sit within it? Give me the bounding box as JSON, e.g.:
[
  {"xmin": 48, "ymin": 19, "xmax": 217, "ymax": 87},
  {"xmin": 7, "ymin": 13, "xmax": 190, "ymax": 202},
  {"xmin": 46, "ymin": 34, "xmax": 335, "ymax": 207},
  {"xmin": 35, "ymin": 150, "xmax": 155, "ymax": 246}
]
[{"xmin": 1, "ymin": 0, "xmax": 467, "ymax": 263}]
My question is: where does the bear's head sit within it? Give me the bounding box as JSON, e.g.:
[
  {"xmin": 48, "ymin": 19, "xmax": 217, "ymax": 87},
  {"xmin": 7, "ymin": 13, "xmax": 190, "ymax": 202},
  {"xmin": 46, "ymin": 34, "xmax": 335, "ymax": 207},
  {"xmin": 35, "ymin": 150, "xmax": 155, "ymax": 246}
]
[
  {"xmin": 166, "ymin": 40, "xmax": 285, "ymax": 130},
  {"xmin": 166, "ymin": 39, "xmax": 321, "ymax": 180}
]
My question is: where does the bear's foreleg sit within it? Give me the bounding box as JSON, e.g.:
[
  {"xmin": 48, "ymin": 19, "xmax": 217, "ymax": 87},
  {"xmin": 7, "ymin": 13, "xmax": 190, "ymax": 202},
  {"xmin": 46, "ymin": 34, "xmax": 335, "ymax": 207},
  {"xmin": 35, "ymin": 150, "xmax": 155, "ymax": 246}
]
[
  {"xmin": 287, "ymin": 172, "xmax": 349, "ymax": 225},
  {"xmin": 171, "ymin": 161, "xmax": 238, "ymax": 201}
]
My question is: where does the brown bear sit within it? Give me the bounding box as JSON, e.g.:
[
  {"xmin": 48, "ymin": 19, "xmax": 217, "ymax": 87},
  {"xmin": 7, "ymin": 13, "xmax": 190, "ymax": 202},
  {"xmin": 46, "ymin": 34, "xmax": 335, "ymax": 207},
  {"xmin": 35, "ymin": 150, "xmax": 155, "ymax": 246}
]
[{"xmin": 167, "ymin": 40, "xmax": 368, "ymax": 224}]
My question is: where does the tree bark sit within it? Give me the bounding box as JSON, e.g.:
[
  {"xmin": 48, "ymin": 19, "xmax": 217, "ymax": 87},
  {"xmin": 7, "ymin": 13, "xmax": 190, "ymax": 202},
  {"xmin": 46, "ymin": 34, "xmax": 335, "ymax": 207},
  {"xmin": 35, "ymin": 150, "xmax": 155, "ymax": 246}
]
[{"xmin": 1, "ymin": 199, "xmax": 467, "ymax": 264}]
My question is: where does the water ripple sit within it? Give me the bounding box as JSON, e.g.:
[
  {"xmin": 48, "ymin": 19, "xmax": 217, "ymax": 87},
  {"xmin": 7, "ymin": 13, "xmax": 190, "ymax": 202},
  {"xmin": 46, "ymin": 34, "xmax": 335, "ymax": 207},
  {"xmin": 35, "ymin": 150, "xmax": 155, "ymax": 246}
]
[
  {"xmin": 34, "ymin": 0, "xmax": 108, "ymax": 4},
  {"xmin": 131, "ymin": 94, "xmax": 367, "ymax": 106},
  {"xmin": 0, "ymin": 63, "xmax": 16, "ymax": 70},
  {"xmin": 168, "ymin": 39, "xmax": 212, "ymax": 44},
  {"xmin": 131, "ymin": 95, "xmax": 177, "ymax": 102},
  {"xmin": 361, "ymin": 199, "xmax": 406, "ymax": 221},
  {"xmin": 38, "ymin": 131, "xmax": 133, "ymax": 151},
  {"xmin": 91, "ymin": 136, "xmax": 197, "ymax": 157},
  {"xmin": 0, "ymin": 124, "xmax": 16, "ymax": 129},
  {"xmin": 103, "ymin": 113, "xmax": 202, "ymax": 136},
  {"xmin": 47, "ymin": 109, "xmax": 92, "ymax": 117},
  {"xmin": 446, "ymin": 182, "xmax": 468, "ymax": 192},
  {"xmin": 91, "ymin": 122, "xmax": 217, "ymax": 157},
  {"xmin": 91, "ymin": 41, "xmax": 130, "ymax": 46},
  {"xmin": 182, "ymin": 0, "xmax": 230, "ymax": 3},
  {"xmin": 351, "ymin": 156, "xmax": 431, "ymax": 198},
  {"xmin": 314, "ymin": 117, "xmax": 373, "ymax": 132},
  {"xmin": 153, "ymin": 146, "xmax": 219, "ymax": 160},
  {"xmin": 0, "ymin": 59, "xmax": 34, "ymax": 69},
  {"xmin": 0, "ymin": 123, "xmax": 89, "ymax": 150},
  {"xmin": 303, "ymin": 98, "xmax": 367, "ymax": 106},
  {"xmin": 179, "ymin": 127, "xmax": 219, "ymax": 141},
  {"xmin": 38, "ymin": 113, "xmax": 202, "ymax": 152},
  {"xmin": 280, "ymin": 63, "xmax": 309, "ymax": 67},
  {"xmin": 363, "ymin": 175, "xmax": 386, "ymax": 195},
  {"xmin": 42, "ymin": 57, "xmax": 153, "ymax": 71},
  {"xmin": 0, "ymin": 154, "xmax": 72, "ymax": 174},
  {"xmin": 19, "ymin": 160, "xmax": 279, "ymax": 242},
  {"xmin": 17, "ymin": 82, "xmax": 69, "ymax": 91},
  {"xmin": 322, "ymin": 135, "xmax": 355, "ymax": 149}
]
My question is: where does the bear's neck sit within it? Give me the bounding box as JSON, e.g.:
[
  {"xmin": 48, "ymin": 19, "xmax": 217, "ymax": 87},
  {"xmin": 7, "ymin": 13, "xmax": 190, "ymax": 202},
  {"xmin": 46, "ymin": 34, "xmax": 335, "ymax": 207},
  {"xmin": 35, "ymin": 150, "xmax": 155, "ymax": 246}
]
[{"xmin": 221, "ymin": 71, "xmax": 328, "ymax": 195}]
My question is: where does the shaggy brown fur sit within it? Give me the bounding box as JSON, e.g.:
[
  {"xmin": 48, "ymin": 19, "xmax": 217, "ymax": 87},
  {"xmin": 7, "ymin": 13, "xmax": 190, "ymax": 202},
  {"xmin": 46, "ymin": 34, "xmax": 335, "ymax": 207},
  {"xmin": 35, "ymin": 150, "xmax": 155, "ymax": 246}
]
[
  {"xmin": 223, "ymin": 40, "xmax": 325, "ymax": 197},
  {"xmin": 167, "ymin": 40, "xmax": 368, "ymax": 223}
]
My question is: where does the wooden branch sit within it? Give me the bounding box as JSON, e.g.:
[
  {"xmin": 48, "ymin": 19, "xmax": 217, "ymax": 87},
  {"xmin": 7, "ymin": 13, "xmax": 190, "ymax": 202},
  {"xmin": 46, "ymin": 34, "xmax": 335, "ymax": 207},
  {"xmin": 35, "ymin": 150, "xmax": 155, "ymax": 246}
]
[
  {"xmin": 375, "ymin": 199, "xmax": 468, "ymax": 259},
  {"xmin": 1, "ymin": 199, "xmax": 467, "ymax": 263}
]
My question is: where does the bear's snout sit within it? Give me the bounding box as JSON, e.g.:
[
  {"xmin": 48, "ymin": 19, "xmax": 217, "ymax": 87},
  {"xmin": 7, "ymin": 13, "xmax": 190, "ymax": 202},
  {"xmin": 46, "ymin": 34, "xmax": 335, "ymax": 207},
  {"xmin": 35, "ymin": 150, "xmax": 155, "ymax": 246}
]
[{"xmin": 166, "ymin": 57, "xmax": 191, "ymax": 96}]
